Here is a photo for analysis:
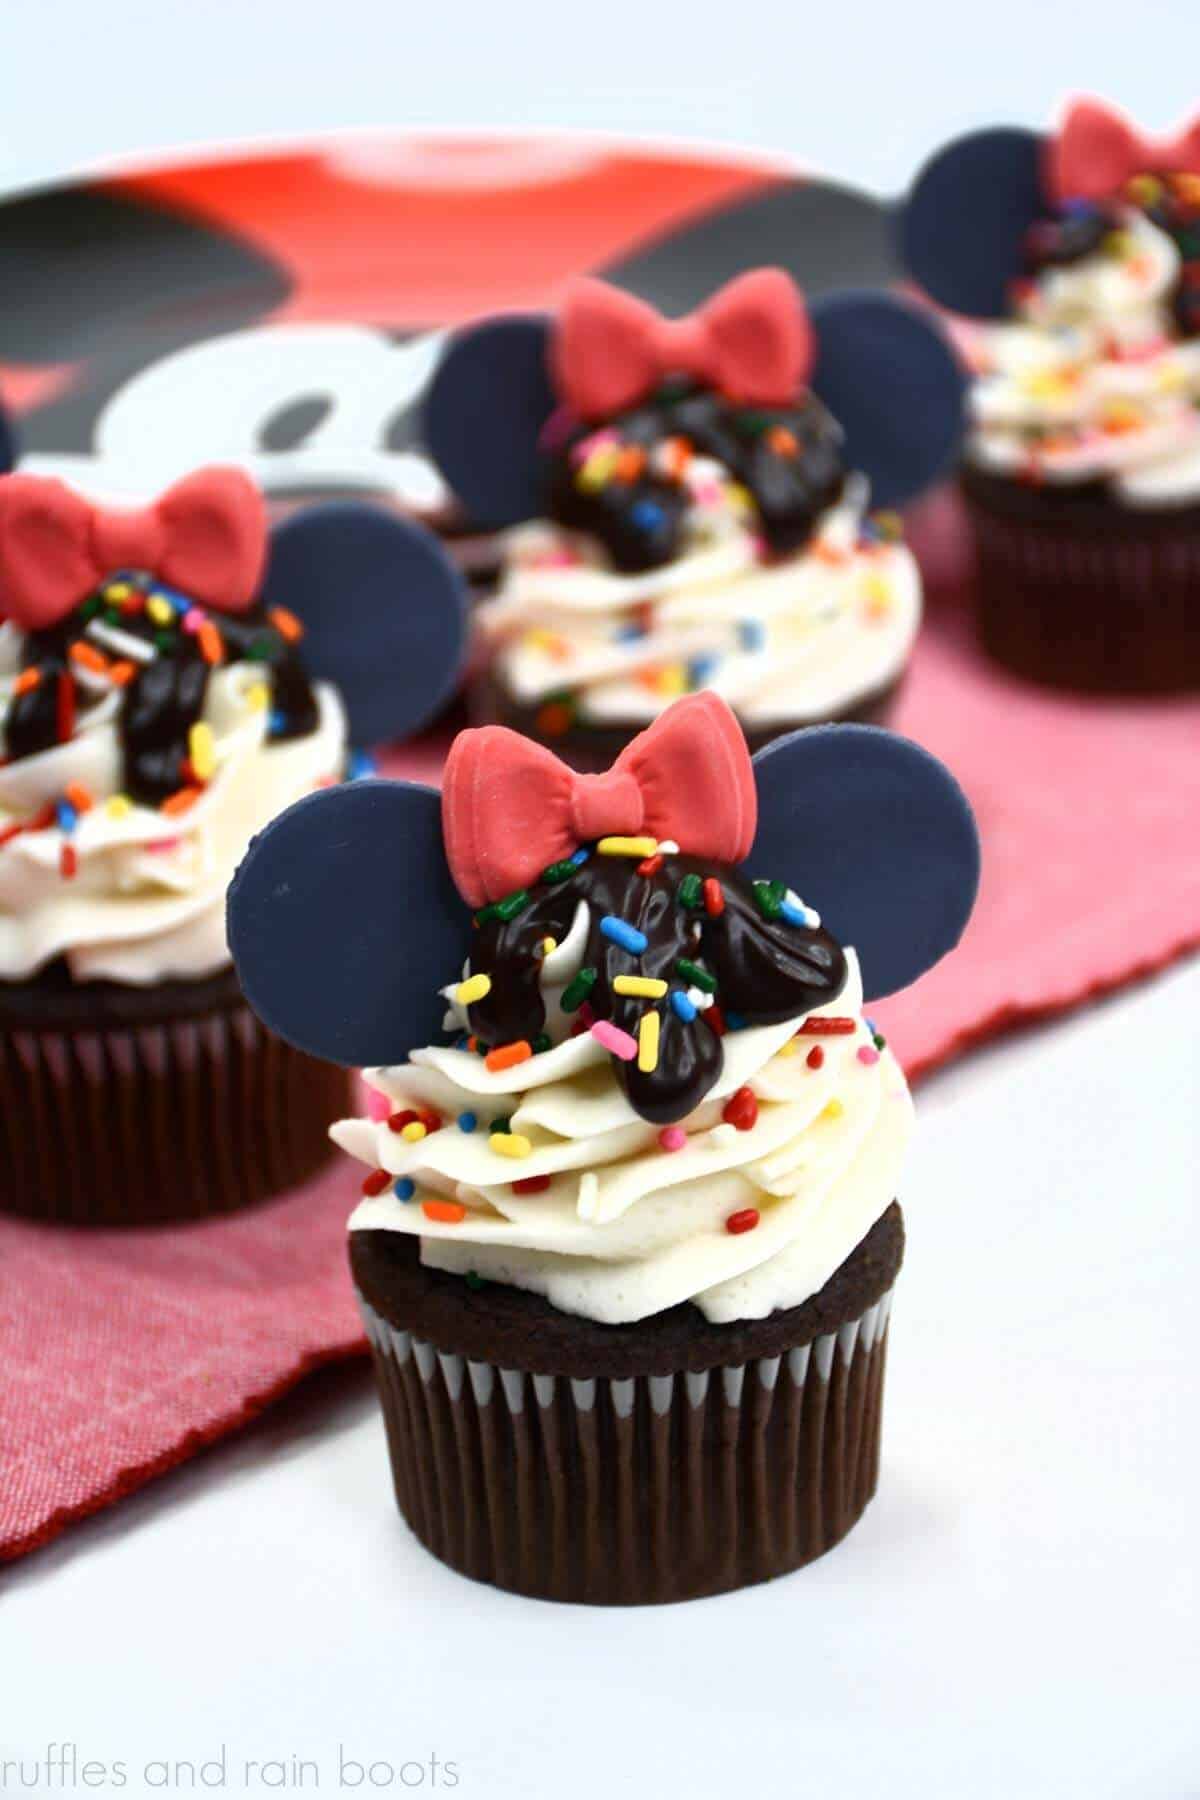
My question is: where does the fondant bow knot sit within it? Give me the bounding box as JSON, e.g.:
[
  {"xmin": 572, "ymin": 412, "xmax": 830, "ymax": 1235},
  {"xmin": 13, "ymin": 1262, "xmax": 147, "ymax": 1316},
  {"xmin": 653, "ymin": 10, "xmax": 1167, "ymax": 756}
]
[
  {"xmin": 552, "ymin": 268, "xmax": 812, "ymax": 422},
  {"xmin": 1050, "ymin": 98, "xmax": 1200, "ymax": 204},
  {"xmin": 442, "ymin": 692, "xmax": 758, "ymax": 907},
  {"xmin": 0, "ymin": 466, "xmax": 267, "ymax": 632}
]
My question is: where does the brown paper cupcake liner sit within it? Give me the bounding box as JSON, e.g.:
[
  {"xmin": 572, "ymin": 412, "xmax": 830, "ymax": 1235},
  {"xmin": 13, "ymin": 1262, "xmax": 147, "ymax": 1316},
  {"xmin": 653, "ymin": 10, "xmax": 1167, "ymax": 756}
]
[
  {"xmin": 466, "ymin": 665, "xmax": 904, "ymax": 773},
  {"xmin": 0, "ymin": 976, "xmax": 348, "ymax": 1226},
  {"xmin": 963, "ymin": 477, "xmax": 1200, "ymax": 694},
  {"xmin": 357, "ymin": 1283, "xmax": 895, "ymax": 1605}
]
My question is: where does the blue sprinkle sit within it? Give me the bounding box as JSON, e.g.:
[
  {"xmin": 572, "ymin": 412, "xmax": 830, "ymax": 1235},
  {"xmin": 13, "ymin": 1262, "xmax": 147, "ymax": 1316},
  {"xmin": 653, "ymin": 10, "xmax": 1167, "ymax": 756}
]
[
  {"xmin": 269, "ymin": 709, "xmax": 287, "ymax": 738},
  {"xmin": 670, "ymin": 990, "xmax": 697, "ymax": 1023},
  {"xmin": 55, "ymin": 800, "xmax": 78, "ymax": 833},
  {"xmin": 780, "ymin": 900, "xmax": 810, "ymax": 927},
  {"xmin": 569, "ymin": 847, "xmax": 590, "ymax": 866},
  {"xmin": 616, "ymin": 621, "xmax": 647, "ymax": 643},
  {"xmin": 165, "ymin": 588, "xmax": 192, "ymax": 615},
  {"xmin": 455, "ymin": 1034, "xmax": 471, "ymax": 1051},
  {"xmin": 600, "ymin": 914, "xmax": 648, "ymax": 954},
  {"xmin": 347, "ymin": 749, "xmax": 378, "ymax": 781},
  {"xmin": 687, "ymin": 654, "xmax": 719, "ymax": 688},
  {"xmin": 457, "ymin": 1111, "xmax": 478, "ymax": 1134},
  {"xmin": 738, "ymin": 618, "xmax": 766, "ymax": 653},
  {"xmin": 631, "ymin": 499, "xmax": 665, "ymax": 530},
  {"xmin": 393, "ymin": 1178, "xmax": 415, "ymax": 1202},
  {"xmin": 725, "ymin": 1011, "xmax": 746, "ymax": 1030}
]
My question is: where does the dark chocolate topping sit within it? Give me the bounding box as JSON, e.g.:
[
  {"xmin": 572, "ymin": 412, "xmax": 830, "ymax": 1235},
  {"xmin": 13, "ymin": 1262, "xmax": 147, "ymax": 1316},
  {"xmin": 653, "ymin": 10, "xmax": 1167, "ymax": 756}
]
[
  {"xmin": 3, "ymin": 570, "xmax": 321, "ymax": 806},
  {"xmin": 546, "ymin": 382, "xmax": 846, "ymax": 573},
  {"xmin": 466, "ymin": 848, "xmax": 847, "ymax": 1125}
]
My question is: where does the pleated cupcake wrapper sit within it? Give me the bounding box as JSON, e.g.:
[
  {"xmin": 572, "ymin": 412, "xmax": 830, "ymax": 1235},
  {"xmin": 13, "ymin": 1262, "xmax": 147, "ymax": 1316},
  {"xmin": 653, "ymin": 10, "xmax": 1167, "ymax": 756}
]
[
  {"xmin": 966, "ymin": 494, "xmax": 1200, "ymax": 694},
  {"xmin": 0, "ymin": 998, "xmax": 348, "ymax": 1225},
  {"xmin": 357, "ymin": 1283, "xmax": 895, "ymax": 1605}
]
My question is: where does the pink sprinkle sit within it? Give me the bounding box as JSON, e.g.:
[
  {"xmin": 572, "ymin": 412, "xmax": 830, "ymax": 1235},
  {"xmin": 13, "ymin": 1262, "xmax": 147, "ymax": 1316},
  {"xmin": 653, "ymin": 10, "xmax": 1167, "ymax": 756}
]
[
  {"xmin": 591, "ymin": 1019, "xmax": 638, "ymax": 1062},
  {"xmin": 366, "ymin": 1088, "xmax": 391, "ymax": 1122},
  {"xmin": 857, "ymin": 1045, "xmax": 880, "ymax": 1065},
  {"xmin": 145, "ymin": 837, "xmax": 182, "ymax": 854},
  {"xmin": 181, "ymin": 608, "xmax": 206, "ymax": 635},
  {"xmin": 658, "ymin": 1127, "xmax": 687, "ymax": 1153}
]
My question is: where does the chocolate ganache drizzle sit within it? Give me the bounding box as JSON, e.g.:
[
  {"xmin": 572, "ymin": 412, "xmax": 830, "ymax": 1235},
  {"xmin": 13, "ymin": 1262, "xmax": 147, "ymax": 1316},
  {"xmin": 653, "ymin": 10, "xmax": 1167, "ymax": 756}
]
[
  {"xmin": 462, "ymin": 848, "xmax": 847, "ymax": 1125},
  {"xmin": 545, "ymin": 382, "xmax": 847, "ymax": 574},
  {"xmin": 3, "ymin": 570, "xmax": 320, "ymax": 806}
]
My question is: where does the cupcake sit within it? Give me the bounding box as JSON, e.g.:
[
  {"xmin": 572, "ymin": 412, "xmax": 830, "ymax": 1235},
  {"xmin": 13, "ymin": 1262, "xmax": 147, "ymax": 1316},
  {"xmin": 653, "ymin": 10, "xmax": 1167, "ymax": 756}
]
[
  {"xmin": 228, "ymin": 691, "xmax": 980, "ymax": 1603},
  {"xmin": 901, "ymin": 96, "xmax": 1200, "ymax": 693},
  {"xmin": 0, "ymin": 465, "xmax": 467, "ymax": 1223},
  {"xmin": 421, "ymin": 270, "xmax": 966, "ymax": 766}
]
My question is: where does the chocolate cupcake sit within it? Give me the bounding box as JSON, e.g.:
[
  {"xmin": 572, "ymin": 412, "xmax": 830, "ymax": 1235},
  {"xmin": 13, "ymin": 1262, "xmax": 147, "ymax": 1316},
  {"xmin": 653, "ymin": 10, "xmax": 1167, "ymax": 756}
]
[
  {"xmin": 229, "ymin": 692, "xmax": 980, "ymax": 1603},
  {"xmin": 422, "ymin": 270, "xmax": 965, "ymax": 766},
  {"xmin": 0, "ymin": 466, "xmax": 467, "ymax": 1223},
  {"xmin": 902, "ymin": 97, "xmax": 1200, "ymax": 694}
]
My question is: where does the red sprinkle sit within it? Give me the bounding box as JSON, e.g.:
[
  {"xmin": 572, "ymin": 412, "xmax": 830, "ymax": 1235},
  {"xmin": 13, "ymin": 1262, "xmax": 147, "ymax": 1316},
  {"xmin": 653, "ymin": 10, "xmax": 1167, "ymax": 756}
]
[
  {"xmin": 797, "ymin": 1016, "xmax": 856, "ymax": 1036},
  {"xmin": 702, "ymin": 877, "xmax": 725, "ymax": 917},
  {"xmin": 726, "ymin": 1208, "xmax": 760, "ymax": 1236},
  {"xmin": 806, "ymin": 1045, "xmax": 825, "ymax": 1070},
  {"xmin": 59, "ymin": 842, "xmax": 78, "ymax": 880},
  {"xmin": 387, "ymin": 1109, "xmax": 420, "ymax": 1133},
  {"xmin": 512, "ymin": 1175, "xmax": 551, "ymax": 1194},
  {"xmin": 637, "ymin": 853, "xmax": 664, "ymax": 877},
  {"xmin": 722, "ymin": 1085, "xmax": 759, "ymax": 1132},
  {"xmin": 417, "ymin": 1108, "xmax": 443, "ymax": 1134},
  {"xmin": 361, "ymin": 1168, "xmax": 391, "ymax": 1197},
  {"xmin": 706, "ymin": 1004, "xmax": 728, "ymax": 1037}
]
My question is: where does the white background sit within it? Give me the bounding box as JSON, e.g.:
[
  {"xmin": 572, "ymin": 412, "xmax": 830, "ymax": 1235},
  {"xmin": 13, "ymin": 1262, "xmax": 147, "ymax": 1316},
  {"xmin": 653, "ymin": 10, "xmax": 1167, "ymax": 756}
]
[{"xmin": 2, "ymin": 5, "xmax": 1200, "ymax": 1797}]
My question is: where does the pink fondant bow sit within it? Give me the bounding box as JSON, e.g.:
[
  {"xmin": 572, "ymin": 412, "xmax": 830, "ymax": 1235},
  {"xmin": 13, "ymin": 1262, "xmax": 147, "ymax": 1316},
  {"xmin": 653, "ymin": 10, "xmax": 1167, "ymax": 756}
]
[
  {"xmin": 1049, "ymin": 97, "xmax": 1200, "ymax": 204},
  {"xmin": 0, "ymin": 467, "xmax": 268, "ymax": 631},
  {"xmin": 442, "ymin": 692, "xmax": 758, "ymax": 908},
  {"xmin": 551, "ymin": 268, "xmax": 812, "ymax": 421}
]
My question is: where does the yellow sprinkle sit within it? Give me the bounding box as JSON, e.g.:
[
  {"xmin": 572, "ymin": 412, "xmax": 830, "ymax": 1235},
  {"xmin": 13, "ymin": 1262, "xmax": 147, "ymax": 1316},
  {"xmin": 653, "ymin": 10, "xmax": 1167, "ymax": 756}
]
[
  {"xmin": 598, "ymin": 835, "xmax": 658, "ymax": 858},
  {"xmin": 400, "ymin": 1121, "xmax": 427, "ymax": 1142},
  {"xmin": 777, "ymin": 1040, "xmax": 796, "ymax": 1058},
  {"xmin": 577, "ymin": 446, "xmax": 620, "ymax": 492},
  {"xmin": 456, "ymin": 973, "xmax": 492, "ymax": 1006},
  {"xmin": 247, "ymin": 683, "xmax": 270, "ymax": 713},
  {"xmin": 1127, "ymin": 174, "xmax": 1162, "ymax": 208},
  {"xmin": 188, "ymin": 721, "xmax": 216, "ymax": 781},
  {"xmin": 105, "ymin": 794, "xmax": 133, "ymax": 819},
  {"xmin": 614, "ymin": 975, "xmax": 668, "ymax": 999},
  {"xmin": 656, "ymin": 664, "xmax": 687, "ymax": 697},
  {"xmin": 489, "ymin": 1131, "xmax": 532, "ymax": 1159},
  {"xmin": 822, "ymin": 1099, "xmax": 845, "ymax": 1121},
  {"xmin": 540, "ymin": 937, "xmax": 557, "ymax": 957},
  {"xmin": 103, "ymin": 581, "xmax": 132, "ymax": 602},
  {"xmin": 637, "ymin": 1009, "xmax": 661, "ymax": 1073},
  {"xmin": 146, "ymin": 595, "xmax": 175, "ymax": 627},
  {"xmin": 726, "ymin": 481, "xmax": 756, "ymax": 516}
]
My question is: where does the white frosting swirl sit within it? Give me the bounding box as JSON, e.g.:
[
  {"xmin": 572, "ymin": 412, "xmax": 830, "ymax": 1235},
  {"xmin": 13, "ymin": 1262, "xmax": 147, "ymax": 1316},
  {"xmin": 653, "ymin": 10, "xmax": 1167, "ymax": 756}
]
[
  {"xmin": 479, "ymin": 471, "xmax": 919, "ymax": 728},
  {"xmin": 0, "ymin": 622, "xmax": 345, "ymax": 983},
  {"xmin": 966, "ymin": 206, "xmax": 1200, "ymax": 505},
  {"xmin": 343, "ymin": 951, "xmax": 912, "ymax": 1326}
]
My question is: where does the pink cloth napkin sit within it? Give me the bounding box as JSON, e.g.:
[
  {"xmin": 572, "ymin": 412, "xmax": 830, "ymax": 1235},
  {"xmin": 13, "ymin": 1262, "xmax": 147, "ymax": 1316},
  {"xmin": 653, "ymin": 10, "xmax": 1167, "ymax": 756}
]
[{"xmin": 2, "ymin": 492, "xmax": 1198, "ymax": 1562}]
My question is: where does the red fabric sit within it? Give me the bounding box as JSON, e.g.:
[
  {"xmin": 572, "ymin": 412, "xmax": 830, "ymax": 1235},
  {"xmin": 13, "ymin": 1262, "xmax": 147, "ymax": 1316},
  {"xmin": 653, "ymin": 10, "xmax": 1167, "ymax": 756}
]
[
  {"xmin": 1050, "ymin": 96, "xmax": 1200, "ymax": 205},
  {"xmin": 553, "ymin": 270, "xmax": 811, "ymax": 420},
  {"xmin": 0, "ymin": 468, "xmax": 266, "ymax": 631},
  {"xmin": 2, "ymin": 486, "xmax": 1198, "ymax": 1564},
  {"xmin": 442, "ymin": 692, "xmax": 757, "ymax": 907}
]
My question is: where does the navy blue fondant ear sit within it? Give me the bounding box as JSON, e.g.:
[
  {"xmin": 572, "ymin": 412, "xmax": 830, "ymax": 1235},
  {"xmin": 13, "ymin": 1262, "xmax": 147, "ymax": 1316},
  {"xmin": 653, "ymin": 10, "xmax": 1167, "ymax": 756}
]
[
  {"xmin": 898, "ymin": 127, "xmax": 1047, "ymax": 319},
  {"xmin": 749, "ymin": 724, "xmax": 980, "ymax": 1002},
  {"xmin": 0, "ymin": 399, "xmax": 14, "ymax": 474},
  {"xmin": 423, "ymin": 315, "xmax": 555, "ymax": 529},
  {"xmin": 809, "ymin": 292, "xmax": 967, "ymax": 507},
  {"xmin": 261, "ymin": 503, "xmax": 468, "ymax": 747},
  {"xmin": 228, "ymin": 780, "xmax": 473, "ymax": 1069}
]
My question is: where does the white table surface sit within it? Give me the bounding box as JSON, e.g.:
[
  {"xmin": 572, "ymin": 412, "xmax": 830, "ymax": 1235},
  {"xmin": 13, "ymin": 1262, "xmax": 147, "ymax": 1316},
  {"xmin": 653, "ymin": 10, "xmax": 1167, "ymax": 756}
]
[{"xmin": 4, "ymin": 954, "xmax": 1198, "ymax": 1800}]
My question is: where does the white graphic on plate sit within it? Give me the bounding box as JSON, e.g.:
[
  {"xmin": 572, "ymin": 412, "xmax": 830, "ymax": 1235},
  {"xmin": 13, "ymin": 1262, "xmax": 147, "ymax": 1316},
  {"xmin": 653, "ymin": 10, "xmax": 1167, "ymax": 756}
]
[
  {"xmin": 322, "ymin": 137, "xmax": 604, "ymax": 192},
  {"xmin": 21, "ymin": 322, "xmax": 449, "ymax": 507}
]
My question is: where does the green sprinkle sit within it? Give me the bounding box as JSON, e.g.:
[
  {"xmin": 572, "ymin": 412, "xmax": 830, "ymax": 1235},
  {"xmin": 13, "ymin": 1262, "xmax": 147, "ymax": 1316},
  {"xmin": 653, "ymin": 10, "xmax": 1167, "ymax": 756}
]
[
  {"xmin": 737, "ymin": 409, "xmax": 772, "ymax": 437},
  {"xmin": 873, "ymin": 1032, "xmax": 887, "ymax": 1052},
  {"xmin": 493, "ymin": 889, "xmax": 530, "ymax": 922},
  {"xmin": 465, "ymin": 1271, "xmax": 486, "ymax": 1292},
  {"xmin": 542, "ymin": 861, "xmax": 577, "ymax": 885},
  {"xmin": 752, "ymin": 879, "xmax": 787, "ymax": 920},
  {"xmin": 488, "ymin": 1115, "xmax": 511, "ymax": 1134},
  {"xmin": 560, "ymin": 966, "xmax": 598, "ymax": 1012},
  {"xmin": 676, "ymin": 873, "xmax": 703, "ymax": 909},
  {"xmin": 246, "ymin": 636, "xmax": 276, "ymax": 662},
  {"xmin": 532, "ymin": 1033, "xmax": 552, "ymax": 1054},
  {"xmin": 676, "ymin": 958, "xmax": 716, "ymax": 993},
  {"xmin": 80, "ymin": 597, "xmax": 102, "ymax": 621},
  {"xmin": 154, "ymin": 630, "xmax": 175, "ymax": 652}
]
